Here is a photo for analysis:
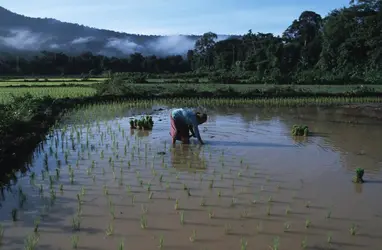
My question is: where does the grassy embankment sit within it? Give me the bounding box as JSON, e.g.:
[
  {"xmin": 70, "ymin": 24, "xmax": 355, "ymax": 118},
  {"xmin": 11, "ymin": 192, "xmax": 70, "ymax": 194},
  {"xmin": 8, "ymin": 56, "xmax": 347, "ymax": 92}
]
[{"xmin": 0, "ymin": 75, "xmax": 381, "ymax": 185}]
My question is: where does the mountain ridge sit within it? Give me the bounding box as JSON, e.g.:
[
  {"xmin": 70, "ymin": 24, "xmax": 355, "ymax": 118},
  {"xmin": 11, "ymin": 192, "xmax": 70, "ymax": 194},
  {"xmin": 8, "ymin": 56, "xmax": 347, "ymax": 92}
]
[{"xmin": 0, "ymin": 6, "xmax": 235, "ymax": 57}]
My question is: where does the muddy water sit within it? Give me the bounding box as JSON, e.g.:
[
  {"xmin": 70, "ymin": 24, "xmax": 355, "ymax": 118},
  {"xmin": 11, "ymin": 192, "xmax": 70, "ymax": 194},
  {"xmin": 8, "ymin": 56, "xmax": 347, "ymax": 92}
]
[{"xmin": 1, "ymin": 105, "xmax": 382, "ymax": 250}]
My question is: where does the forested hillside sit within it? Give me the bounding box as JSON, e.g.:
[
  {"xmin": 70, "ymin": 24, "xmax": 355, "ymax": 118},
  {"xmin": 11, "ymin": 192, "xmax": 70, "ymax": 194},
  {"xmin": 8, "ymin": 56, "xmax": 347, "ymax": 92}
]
[{"xmin": 1, "ymin": 0, "xmax": 381, "ymax": 85}]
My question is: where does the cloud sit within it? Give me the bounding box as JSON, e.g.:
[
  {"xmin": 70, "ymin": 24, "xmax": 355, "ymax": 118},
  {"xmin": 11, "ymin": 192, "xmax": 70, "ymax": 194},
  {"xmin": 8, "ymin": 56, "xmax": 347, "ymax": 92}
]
[
  {"xmin": 0, "ymin": 29, "xmax": 49, "ymax": 50},
  {"xmin": 146, "ymin": 34, "xmax": 230, "ymax": 56},
  {"xmin": 104, "ymin": 37, "xmax": 143, "ymax": 54},
  {"xmin": 49, "ymin": 43, "xmax": 60, "ymax": 49},
  {"xmin": 71, "ymin": 36, "xmax": 95, "ymax": 44},
  {"xmin": 146, "ymin": 35, "xmax": 196, "ymax": 55}
]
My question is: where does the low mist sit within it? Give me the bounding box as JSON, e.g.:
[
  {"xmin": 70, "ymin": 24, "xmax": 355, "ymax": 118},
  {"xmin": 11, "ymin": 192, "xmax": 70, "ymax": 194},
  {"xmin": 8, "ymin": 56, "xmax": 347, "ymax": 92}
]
[
  {"xmin": 0, "ymin": 29, "xmax": 49, "ymax": 50},
  {"xmin": 0, "ymin": 29, "xmax": 231, "ymax": 57}
]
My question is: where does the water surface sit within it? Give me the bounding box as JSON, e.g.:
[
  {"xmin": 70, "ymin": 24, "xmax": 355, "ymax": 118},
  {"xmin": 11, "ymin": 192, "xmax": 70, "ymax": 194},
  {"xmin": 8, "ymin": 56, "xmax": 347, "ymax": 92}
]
[{"xmin": 1, "ymin": 104, "xmax": 382, "ymax": 250}]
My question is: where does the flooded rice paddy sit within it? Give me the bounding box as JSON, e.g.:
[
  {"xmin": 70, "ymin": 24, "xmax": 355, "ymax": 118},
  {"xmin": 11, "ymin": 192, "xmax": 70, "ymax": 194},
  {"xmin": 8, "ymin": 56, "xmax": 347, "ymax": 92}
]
[{"xmin": 1, "ymin": 103, "xmax": 382, "ymax": 250}]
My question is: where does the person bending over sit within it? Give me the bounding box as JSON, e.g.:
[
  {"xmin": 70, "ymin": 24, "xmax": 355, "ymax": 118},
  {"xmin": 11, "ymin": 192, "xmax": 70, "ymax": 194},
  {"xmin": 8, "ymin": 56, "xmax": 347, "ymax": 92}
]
[{"xmin": 170, "ymin": 108, "xmax": 207, "ymax": 145}]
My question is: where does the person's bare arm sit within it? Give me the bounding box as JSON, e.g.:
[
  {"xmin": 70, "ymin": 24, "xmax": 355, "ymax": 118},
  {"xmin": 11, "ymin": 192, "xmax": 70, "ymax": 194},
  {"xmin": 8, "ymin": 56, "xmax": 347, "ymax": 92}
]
[
  {"xmin": 193, "ymin": 125, "xmax": 204, "ymax": 145},
  {"xmin": 189, "ymin": 126, "xmax": 196, "ymax": 138}
]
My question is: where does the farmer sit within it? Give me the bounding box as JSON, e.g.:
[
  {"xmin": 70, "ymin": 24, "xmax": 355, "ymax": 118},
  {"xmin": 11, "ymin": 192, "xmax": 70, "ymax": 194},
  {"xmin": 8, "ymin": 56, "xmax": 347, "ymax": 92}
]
[{"xmin": 170, "ymin": 108, "xmax": 207, "ymax": 145}]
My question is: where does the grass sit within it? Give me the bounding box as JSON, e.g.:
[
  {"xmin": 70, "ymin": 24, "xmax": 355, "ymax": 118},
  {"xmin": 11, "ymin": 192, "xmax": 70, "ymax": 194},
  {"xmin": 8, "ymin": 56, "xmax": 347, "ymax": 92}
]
[
  {"xmin": 71, "ymin": 235, "xmax": 79, "ymax": 249},
  {"xmin": 0, "ymin": 87, "xmax": 96, "ymax": 104},
  {"xmin": 105, "ymin": 221, "xmax": 114, "ymax": 236},
  {"xmin": 24, "ymin": 233, "xmax": 39, "ymax": 250}
]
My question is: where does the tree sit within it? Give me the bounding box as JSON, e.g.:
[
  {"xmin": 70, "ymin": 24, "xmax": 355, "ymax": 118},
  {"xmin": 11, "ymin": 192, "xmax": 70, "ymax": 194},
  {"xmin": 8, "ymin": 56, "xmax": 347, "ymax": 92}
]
[{"xmin": 194, "ymin": 32, "xmax": 218, "ymax": 68}]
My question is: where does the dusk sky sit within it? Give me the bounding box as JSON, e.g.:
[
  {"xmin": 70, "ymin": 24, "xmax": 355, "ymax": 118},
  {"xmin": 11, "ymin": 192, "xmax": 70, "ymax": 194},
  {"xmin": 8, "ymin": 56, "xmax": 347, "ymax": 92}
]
[{"xmin": 2, "ymin": 0, "xmax": 350, "ymax": 35}]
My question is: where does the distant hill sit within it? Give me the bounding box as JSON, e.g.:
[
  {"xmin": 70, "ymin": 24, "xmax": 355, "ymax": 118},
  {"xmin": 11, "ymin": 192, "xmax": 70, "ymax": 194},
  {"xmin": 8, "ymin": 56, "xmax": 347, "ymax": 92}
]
[{"xmin": 0, "ymin": 6, "xmax": 235, "ymax": 57}]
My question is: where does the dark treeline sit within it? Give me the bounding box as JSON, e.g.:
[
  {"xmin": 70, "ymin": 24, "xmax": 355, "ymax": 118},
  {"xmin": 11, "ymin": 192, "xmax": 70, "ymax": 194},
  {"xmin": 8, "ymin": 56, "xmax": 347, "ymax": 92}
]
[{"xmin": 0, "ymin": 0, "xmax": 381, "ymax": 84}]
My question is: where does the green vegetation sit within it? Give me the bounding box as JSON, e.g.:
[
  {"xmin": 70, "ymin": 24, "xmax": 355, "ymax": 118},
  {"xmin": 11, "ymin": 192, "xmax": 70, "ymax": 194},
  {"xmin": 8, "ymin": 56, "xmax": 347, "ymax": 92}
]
[
  {"xmin": 0, "ymin": 87, "xmax": 96, "ymax": 104},
  {"xmin": 291, "ymin": 125, "xmax": 310, "ymax": 136},
  {"xmin": 129, "ymin": 115, "xmax": 154, "ymax": 130},
  {"xmin": 353, "ymin": 168, "xmax": 365, "ymax": 183}
]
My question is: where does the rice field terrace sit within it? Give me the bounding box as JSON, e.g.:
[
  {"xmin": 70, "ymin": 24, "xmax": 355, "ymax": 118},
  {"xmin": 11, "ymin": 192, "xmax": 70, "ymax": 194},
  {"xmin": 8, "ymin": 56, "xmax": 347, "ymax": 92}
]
[
  {"xmin": 1, "ymin": 100, "xmax": 382, "ymax": 250},
  {"xmin": 0, "ymin": 87, "xmax": 96, "ymax": 104},
  {"xmin": 0, "ymin": 81, "xmax": 96, "ymax": 87}
]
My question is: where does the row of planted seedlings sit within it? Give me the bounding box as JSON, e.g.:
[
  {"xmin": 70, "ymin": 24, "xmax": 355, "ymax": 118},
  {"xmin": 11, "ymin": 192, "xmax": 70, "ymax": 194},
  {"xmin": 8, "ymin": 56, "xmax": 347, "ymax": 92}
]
[
  {"xmin": 0, "ymin": 111, "xmax": 363, "ymax": 250},
  {"xmin": 45, "ymin": 95, "xmax": 382, "ymax": 124}
]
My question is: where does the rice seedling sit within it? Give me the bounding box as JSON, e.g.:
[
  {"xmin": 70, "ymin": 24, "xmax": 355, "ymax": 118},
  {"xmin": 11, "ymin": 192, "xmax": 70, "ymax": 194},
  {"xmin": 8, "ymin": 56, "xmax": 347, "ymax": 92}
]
[
  {"xmin": 353, "ymin": 168, "xmax": 365, "ymax": 183},
  {"xmin": 148, "ymin": 192, "xmax": 153, "ymax": 199},
  {"xmin": 59, "ymin": 184, "xmax": 64, "ymax": 193},
  {"xmin": 305, "ymin": 219, "xmax": 311, "ymax": 229},
  {"xmin": 24, "ymin": 233, "xmax": 39, "ymax": 250},
  {"xmin": 118, "ymin": 239, "xmax": 125, "ymax": 250},
  {"xmin": 268, "ymin": 196, "xmax": 273, "ymax": 203},
  {"xmin": 70, "ymin": 210, "xmax": 81, "ymax": 229},
  {"xmin": 240, "ymin": 209, "xmax": 249, "ymax": 218},
  {"xmin": 301, "ymin": 237, "xmax": 307, "ymax": 249},
  {"xmin": 109, "ymin": 201, "xmax": 115, "ymax": 219},
  {"xmin": 141, "ymin": 204, "xmax": 148, "ymax": 214},
  {"xmin": 283, "ymin": 222, "xmax": 291, "ymax": 232},
  {"xmin": 50, "ymin": 188, "xmax": 57, "ymax": 205},
  {"xmin": 285, "ymin": 205, "xmax": 291, "ymax": 215},
  {"xmin": 230, "ymin": 197, "xmax": 236, "ymax": 207},
  {"xmin": 103, "ymin": 185, "xmax": 109, "ymax": 196},
  {"xmin": 224, "ymin": 223, "xmax": 232, "ymax": 235},
  {"xmin": 240, "ymin": 238, "xmax": 248, "ymax": 250},
  {"xmin": 33, "ymin": 217, "xmax": 40, "ymax": 232},
  {"xmin": 327, "ymin": 232, "xmax": 332, "ymax": 243},
  {"xmin": 208, "ymin": 180, "xmax": 214, "ymax": 189},
  {"xmin": 305, "ymin": 201, "xmax": 311, "ymax": 208},
  {"xmin": 173, "ymin": 198, "xmax": 179, "ymax": 210},
  {"xmin": 140, "ymin": 215, "xmax": 148, "ymax": 229},
  {"xmin": 349, "ymin": 223, "xmax": 357, "ymax": 235},
  {"xmin": 200, "ymin": 197, "xmax": 206, "ymax": 207},
  {"xmin": 217, "ymin": 190, "xmax": 221, "ymax": 197},
  {"xmin": 158, "ymin": 235, "xmax": 164, "ymax": 249},
  {"xmin": 105, "ymin": 221, "xmax": 114, "ymax": 236},
  {"xmin": 256, "ymin": 221, "xmax": 263, "ymax": 233},
  {"xmin": 131, "ymin": 195, "xmax": 136, "ymax": 206},
  {"xmin": 126, "ymin": 185, "xmax": 132, "ymax": 195},
  {"xmin": 180, "ymin": 211, "xmax": 185, "ymax": 225},
  {"xmin": 269, "ymin": 237, "xmax": 280, "ymax": 250},
  {"xmin": 179, "ymin": 223, "xmax": 193, "ymax": 240},
  {"xmin": 19, "ymin": 192, "xmax": 27, "ymax": 208},
  {"xmin": 11, "ymin": 208, "xmax": 17, "ymax": 221},
  {"xmin": 291, "ymin": 125, "xmax": 309, "ymax": 136},
  {"xmin": 30, "ymin": 172, "xmax": 36, "ymax": 185},
  {"xmin": 0, "ymin": 224, "xmax": 3, "ymax": 245},
  {"xmin": 71, "ymin": 235, "xmax": 79, "ymax": 249},
  {"xmin": 326, "ymin": 209, "xmax": 332, "ymax": 219},
  {"xmin": 208, "ymin": 207, "xmax": 215, "ymax": 219},
  {"xmin": 267, "ymin": 205, "xmax": 271, "ymax": 216}
]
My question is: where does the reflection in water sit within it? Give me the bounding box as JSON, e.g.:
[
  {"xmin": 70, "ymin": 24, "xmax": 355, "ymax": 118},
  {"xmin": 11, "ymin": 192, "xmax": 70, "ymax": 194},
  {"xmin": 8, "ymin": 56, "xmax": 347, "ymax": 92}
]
[
  {"xmin": 354, "ymin": 183, "xmax": 363, "ymax": 193},
  {"xmin": 136, "ymin": 130, "xmax": 150, "ymax": 138},
  {"xmin": 170, "ymin": 144, "xmax": 206, "ymax": 172}
]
